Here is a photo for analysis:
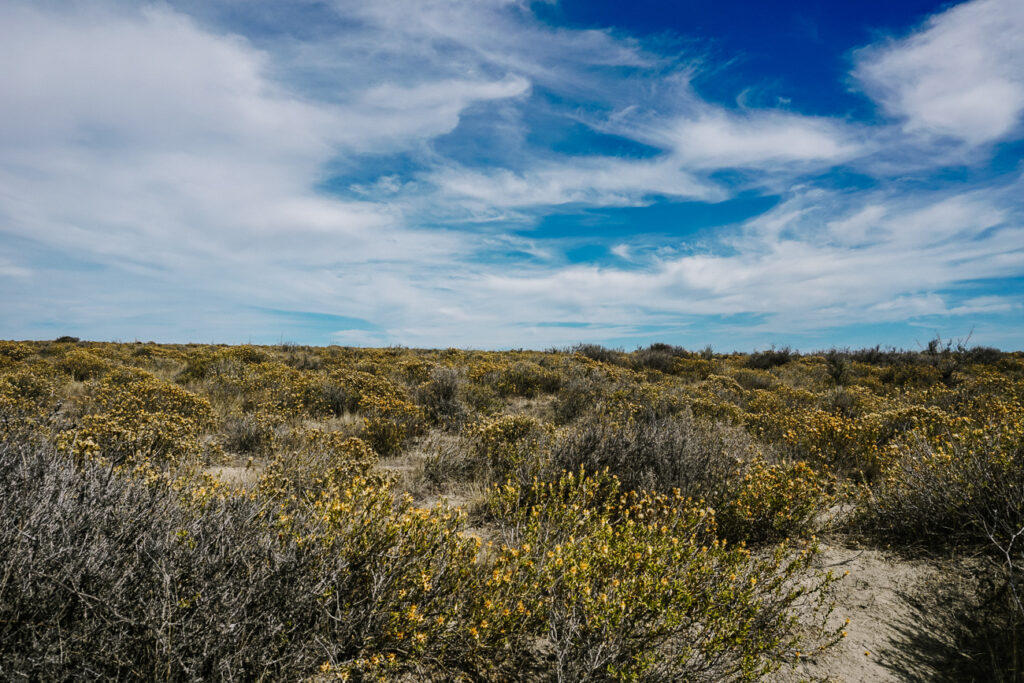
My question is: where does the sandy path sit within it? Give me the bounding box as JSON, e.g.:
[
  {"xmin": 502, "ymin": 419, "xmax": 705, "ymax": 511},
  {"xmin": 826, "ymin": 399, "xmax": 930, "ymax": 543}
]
[{"xmin": 777, "ymin": 544, "xmax": 959, "ymax": 682}]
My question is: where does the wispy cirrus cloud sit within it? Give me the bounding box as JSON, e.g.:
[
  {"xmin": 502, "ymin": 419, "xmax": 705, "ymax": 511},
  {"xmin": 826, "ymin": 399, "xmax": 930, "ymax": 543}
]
[
  {"xmin": 428, "ymin": 157, "xmax": 720, "ymax": 212},
  {"xmin": 463, "ymin": 178, "xmax": 1024, "ymax": 343}
]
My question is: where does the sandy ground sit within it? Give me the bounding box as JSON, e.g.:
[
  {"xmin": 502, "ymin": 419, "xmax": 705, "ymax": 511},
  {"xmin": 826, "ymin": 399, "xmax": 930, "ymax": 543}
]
[
  {"xmin": 777, "ymin": 544, "xmax": 965, "ymax": 683},
  {"xmin": 205, "ymin": 464, "xmax": 262, "ymax": 488}
]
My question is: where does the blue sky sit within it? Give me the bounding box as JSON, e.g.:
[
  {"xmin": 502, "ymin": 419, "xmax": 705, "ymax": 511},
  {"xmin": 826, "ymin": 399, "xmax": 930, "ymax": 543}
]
[{"xmin": 1, "ymin": 0, "xmax": 1022, "ymax": 350}]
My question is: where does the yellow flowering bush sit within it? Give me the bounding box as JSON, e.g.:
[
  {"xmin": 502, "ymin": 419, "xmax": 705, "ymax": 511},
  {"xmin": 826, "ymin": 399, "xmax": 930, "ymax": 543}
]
[
  {"xmin": 856, "ymin": 420, "xmax": 1024, "ymax": 547},
  {"xmin": 358, "ymin": 393, "xmax": 425, "ymax": 457},
  {"xmin": 462, "ymin": 413, "xmax": 553, "ymax": 483},
  {"xmin": 257, "ymin": 431, "xmax": 380, "ymax": 500},
  {"xmin": 468, "ymin": 358, "xmax": 562, "ymax": 398},
  {"xmin": 55, "ymin": 348, "xmax": 112, "ymax": 382},
  {"xmin": 0, "ymin": 368, "xmax": 60, "ymax": 436},
  {"xmin": 721, "ymin": 458, "xmax": 834, "ymax": 543},
  {"xmin": 58, "ymin": 368, "xmax": 215, "ymax": 467},
  {"xmin": 672, "ymin": 356, "xmax": 716, "ymax": 381},
  {"xmin": 485, "ymin": 469, "xmax": 842, "ymax": 681},
  {"xmin": 0, "ymin": 341, "xmax": 35, "ymax": 363},
  {"xmin": 684, "ymin": 374, "xmax": 749, "ymax": 424}
]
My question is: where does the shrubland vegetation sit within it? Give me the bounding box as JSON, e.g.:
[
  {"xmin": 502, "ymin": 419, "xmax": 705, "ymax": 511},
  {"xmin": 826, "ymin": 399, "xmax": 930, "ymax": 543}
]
[{"xmin": 1, "ymin": 338, "xmax": 1022, "ymax": 680}]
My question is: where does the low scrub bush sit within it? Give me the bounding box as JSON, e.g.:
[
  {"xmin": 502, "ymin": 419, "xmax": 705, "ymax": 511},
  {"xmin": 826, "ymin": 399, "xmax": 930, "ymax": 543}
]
[
  {"xmin": 730, "ymin": 368, "xmax": 778, "ymax": 392},
  {"xmin": 0, "ymin": 341, "xmax": 35, "ymax": 362},
  {"xmin": 720, "ymin": 458, "xmax": 834, "ymax": 544},
  {"xmin": 548, "ymin": 412, "xmax": 753, "ymax": 510},
  {"xmin": 551, "ymin": 370, "xmax": 610, "ymax": 424},
  {"xmin": 221, "ymin": 410, "xmax": 279, "ymax": 455},
  {"xmin": 58, "ymin": 368, "xmax": 215, "ymax": 467},
  {"xmin": 0, "ymin": 368, "xmax": 60, "ymax": 435},
  {"xmin": 358, "ymin": 393, "xmax": 425, "ymax": 457},
  {"xmin": 257, "ymin": 430, "xmax": 379, "ymax": 498},
  {"xmin": 879, "ymin": 363, "xmax": 942, "ymax": 388},
  {"xmin": 746, "ymin": 347, "xmax": 795, "ymax": 370},
  {"xmin": 824, "ymin": 350, "xmax": 851, "ymax": 386},
  {"xmin": 855, "ymin": 425, "xmax": 1024, "ymax": 549},
  {"xmin": 55, "ymin": 348, "xmax": 111, "ymax": 382},
  {"xmin": 484, "ymin": 469, "xmax": 843, "ymax": 681},
  {"xmin": 415, "ymin": 366, "xmax": 468, "ymax": 428},
  {"xmin": 673, "ymin": 357, "xmax": 716, "ymax": 382},
  {"xmin": 630, "ymin": 344, "xmax": 689, "ymax": 374},
  {"xmin": 461, "ymin": 414, "xmax": 553, "ymax": 485},
  {"xmin": 571, "ymin": 344, "xmax": 626, "ymax": 365},
  {"xmin": 0, "ymin": 434, "xmax": 519, "ymax": 681},
  {"xmin": 469, "ymin": 359, "xmax": 563, "ymax": 398},
  {"xmin": 548, "ymin": 413, "xmax": 831, "ymax": 544},
  {"xmin": 0, "ymin": 436, "xmax": 331, "ymax": 679}
]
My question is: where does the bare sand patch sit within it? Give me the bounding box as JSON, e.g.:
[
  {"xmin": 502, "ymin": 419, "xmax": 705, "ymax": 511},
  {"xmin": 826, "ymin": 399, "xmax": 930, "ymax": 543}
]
[
  {"xmin": 205, "ymin": 464, "xmax": 262, "ymax": 488},
  {"xmin": 776, "ymin": 544, "xmax": 961, "ymax": 682}
]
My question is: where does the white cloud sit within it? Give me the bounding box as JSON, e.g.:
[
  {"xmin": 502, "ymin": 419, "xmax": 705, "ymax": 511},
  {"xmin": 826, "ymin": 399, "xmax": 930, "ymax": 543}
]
[
  {"xmin": 854, "ymin": 0, "xmax": 1024, "ymax": 145},
  {"xmin": 947, "ymin": 296, "xmax": 1019, "ymax": 315},
  {"xmin": 0, "ymin": 3, "xmax": 483, "ymax": 309},
  {"xmin": 456, "ymin": 182, "xmax": 1024, "ymax": 342},
  {"xmin": 0, "ymin": 258, "xmax": 31, "ymax": 278},
  {"xmin": 826, "ymin": 205, "xmax": 887, "ymax": 245},
  {"xmin": 610, "ymin": 244, "xmax": 632, "ymax": 260},
  {"xmin": 665, "ymin": 110, "xmax": 859, "ymax": 168},
  {"xmin": 429, "ymin": 156, "xmax": 720, "ymax": 210},
  {"xmin": 336, "ymin": 76, "xmax": 531, "ymax": 152},
  {"xmin": 0, "ymin": 5, "xmax": 330, "ymax": 154}
]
